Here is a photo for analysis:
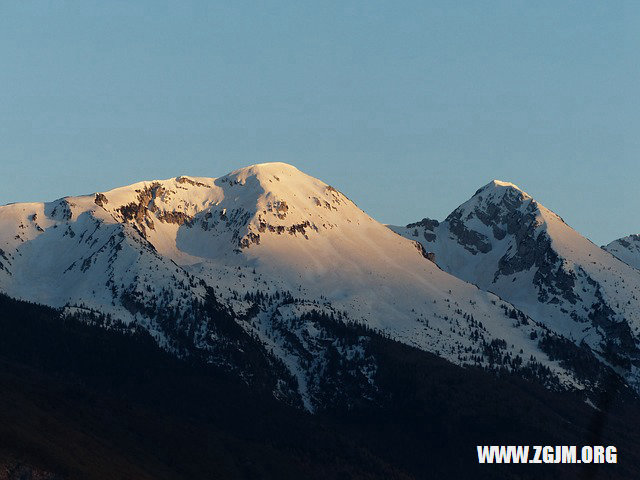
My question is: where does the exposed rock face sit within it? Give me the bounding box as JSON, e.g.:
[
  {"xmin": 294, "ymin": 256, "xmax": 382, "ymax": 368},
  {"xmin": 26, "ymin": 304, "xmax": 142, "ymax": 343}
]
[
  {"xmin": 446, "ymin": 212, "xmax": 493, "ymax": 254},
  {"xmin": 407, "ymin": 217, "xmax": 439, "ymax": 230},
  {"xmin": 176, "ymin": 176, "xmax": 210, "ymax": 188},
  {"xmin": 111, "ymin": 182, "xmax": 200, "ymax": 237},
  {"xmin": 413, "ymin": 240, "xmax": 436, "ymax": 263},
  {"xmin": 45, "ymin": 199, "xmax": 73, "ymax": 222},
  {"xmin": 94, "ymin": 193, "xmax": 108, "ymax": 207},
  {"xmin": 157, "ymin": 210, "xmax": 193, "ymax": 226}
]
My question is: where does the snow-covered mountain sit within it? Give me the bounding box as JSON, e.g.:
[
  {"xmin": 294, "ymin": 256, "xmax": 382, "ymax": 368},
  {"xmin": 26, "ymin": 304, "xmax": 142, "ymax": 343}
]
[
  {"xmin": 605, "ymin": 234, "xmax": 640, "ymax": 271},
  {"xmin": 0, "ymin": 166, "xmax": 625, "ymax": 408},
  {"xmin": 391, "ymin": 180, "xmax": 640, "ymax": 390}
]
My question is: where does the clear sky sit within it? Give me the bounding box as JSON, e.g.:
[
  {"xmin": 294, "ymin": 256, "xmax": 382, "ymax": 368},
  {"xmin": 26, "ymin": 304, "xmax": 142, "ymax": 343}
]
[{"xmin": 1, "ymin": 1, "xmax": 638, "ymax": 245}]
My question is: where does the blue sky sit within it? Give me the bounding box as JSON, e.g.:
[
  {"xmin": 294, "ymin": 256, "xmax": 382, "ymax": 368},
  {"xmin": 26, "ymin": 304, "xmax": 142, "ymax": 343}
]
[{"xmin": 1, "ymin": 1, "xmax": 638, "ymax": 245}]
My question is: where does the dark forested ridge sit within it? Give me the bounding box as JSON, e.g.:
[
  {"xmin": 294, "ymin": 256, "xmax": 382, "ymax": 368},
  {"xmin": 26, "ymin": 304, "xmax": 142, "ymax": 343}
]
[{"xmin": 0, "ymin": 292, "xmax": 639, "ymax": 480}]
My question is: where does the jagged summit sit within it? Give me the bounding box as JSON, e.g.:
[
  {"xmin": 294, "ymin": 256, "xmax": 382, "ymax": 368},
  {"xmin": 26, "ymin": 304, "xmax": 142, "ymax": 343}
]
[
  {"xmin": 439, "ymin": 179, "xmax": 540, "ymax": 255},
  {"xmin": 393, "ymin": 180, "xmax": 640, "ymax": 392},
  {"xmin": 479, "ymin": 179, "xmax": 526, "ymax": 192},
  {"xmin": 466, "ymin": 179, "xmax": 533, "ymax": 213},
  {"xmin": 491, "ymin": 179, "xmax": 519, "ymax": 187}
]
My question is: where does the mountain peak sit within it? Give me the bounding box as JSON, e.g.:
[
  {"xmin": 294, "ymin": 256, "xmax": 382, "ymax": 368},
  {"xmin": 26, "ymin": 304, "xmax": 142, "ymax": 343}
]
[
  {"xmin": 452, "ymin": 180, "xmax": 534, "ymax": 223},
  {"xmin": 476, "ymin": 179, "xmax": 529, "ymax": 197},
  {"xmin": 489, "ymin": 179, "xmax": 521, "ymax": 189},
  {"xmin": 247, "ymin": 161, "xmax": 300, "ymax": 170},
  {"xmin": 396, "ymin": 177, "xmax": 640, "ymax": 394},
  {"xmin": 228, "ymin": 162, "xmax": 302, "ymax": 180}
]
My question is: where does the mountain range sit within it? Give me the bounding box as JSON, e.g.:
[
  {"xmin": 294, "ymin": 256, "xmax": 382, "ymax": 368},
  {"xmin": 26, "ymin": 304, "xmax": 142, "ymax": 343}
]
[{"xmin": 1, "ymin": 162, "xmax": 639, "ymax": 478}]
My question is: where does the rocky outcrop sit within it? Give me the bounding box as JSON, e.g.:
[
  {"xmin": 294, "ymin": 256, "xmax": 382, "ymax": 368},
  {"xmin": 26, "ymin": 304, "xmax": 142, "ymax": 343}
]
[{"xmin": 94, "ymin": 193, "xmax": 108, "ymax": 207}]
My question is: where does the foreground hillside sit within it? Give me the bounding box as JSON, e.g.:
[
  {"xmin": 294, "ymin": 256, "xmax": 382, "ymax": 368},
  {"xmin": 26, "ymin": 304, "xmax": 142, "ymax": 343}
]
[{"xmin": 1, "ymin": 293, "xmax": 639, "ymax": 480}]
